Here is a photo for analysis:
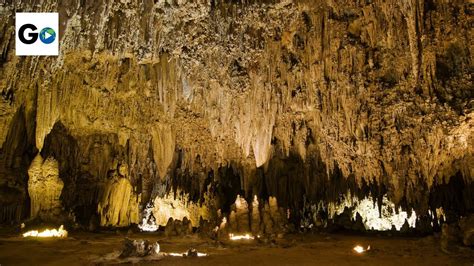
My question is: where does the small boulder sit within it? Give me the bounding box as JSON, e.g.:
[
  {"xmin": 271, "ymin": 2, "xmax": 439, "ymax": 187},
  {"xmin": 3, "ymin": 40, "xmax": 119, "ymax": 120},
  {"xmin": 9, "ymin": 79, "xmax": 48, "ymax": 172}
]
[{"xmin": 119, "ymin": 238, "xmax": 160, "ymax": 258}]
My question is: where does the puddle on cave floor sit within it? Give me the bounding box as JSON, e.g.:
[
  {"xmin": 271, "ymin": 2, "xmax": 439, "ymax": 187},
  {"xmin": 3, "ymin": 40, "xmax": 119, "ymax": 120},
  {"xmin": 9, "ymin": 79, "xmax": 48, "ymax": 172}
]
[{"xmin": 0, "ymin": 229, "xmax": 473, "ymax": 265}]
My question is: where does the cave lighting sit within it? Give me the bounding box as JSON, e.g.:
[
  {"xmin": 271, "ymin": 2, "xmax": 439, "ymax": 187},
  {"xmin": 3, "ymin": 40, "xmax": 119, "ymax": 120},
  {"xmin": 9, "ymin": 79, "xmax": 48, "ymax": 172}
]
[
  {"xmin": 353, "ymin": 245, "xmax": 370, "ymax": 254},
  {"xmin": 328, "ymin": 193, "xmax": 418, "ymax": 231},
  {"xmin": 229, "ymin": 233, "xmax": 256, "ymax": 240},
  {"xmin": 22, "ymin": 225, "xmax": 68, "ymax": 238},
  {"xmin": 138, "ymin": 222, "xmax": 159, "ymax": 232},
  {"xmin": 138, "ymin": 203, "xmax": 159, "ymax": 232},
  {"xmin": 166, "ymin": 252, "xmax": 208, "ymax": 257}
]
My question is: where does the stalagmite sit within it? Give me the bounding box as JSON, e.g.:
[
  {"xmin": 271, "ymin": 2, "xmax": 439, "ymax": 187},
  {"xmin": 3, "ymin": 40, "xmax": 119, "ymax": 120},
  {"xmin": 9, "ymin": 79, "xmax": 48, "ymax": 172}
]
[
  {"xmin": 27, "ymin": 155, "xmax": 64, "ymax": 221},
  {"xmin": 98, "ymin": 177, "xmax": 140, "ymax": 227},
  {"xmin": 0, "ymin": 0, "xmax": 472, "ymax": 264},
  {"xmin": 151, "ymin": 190, "xmax": 211, "ymax": 227}
]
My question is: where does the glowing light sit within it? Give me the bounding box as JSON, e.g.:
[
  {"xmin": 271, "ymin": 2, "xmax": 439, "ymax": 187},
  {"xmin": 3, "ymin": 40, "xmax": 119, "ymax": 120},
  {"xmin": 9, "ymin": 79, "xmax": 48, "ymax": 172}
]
[
  {"xmin": 229, "ymin": 233, "xmax": 255, "ymax": 240},
  {"xmin": 22, "ymin": 225, "xmax": 68, "ymax": 238},
  {"xmin": 168, "ymin": 253, "xmax": 184, "ymax": 257},
  {"xmin": 138, "ymin": 203, "xmax": 159, "ymax": 232},
  {"xmin": 151, "ymin": 190, "xmax": 211, "ymax": 227},
  {"xmin": 353, "ymin": 245, "xmax": 370, "ymax": 254},
  {"xmin": 353, "ymin": 196, "xmax": 417, "ymax": 231},
  {"xmin": 166, "ymin": 252, "xmax": 207, "ymax": 257},
  {"xmin": 326, "ymin": 192, "xmax": 418, "ymax": 231}
]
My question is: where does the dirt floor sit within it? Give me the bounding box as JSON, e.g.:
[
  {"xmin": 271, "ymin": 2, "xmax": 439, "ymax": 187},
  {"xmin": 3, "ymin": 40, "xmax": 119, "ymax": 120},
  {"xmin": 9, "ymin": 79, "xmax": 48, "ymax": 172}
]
[{"xmin": 0, "ymin": 228, "xmax": 473, "ymax": 265}]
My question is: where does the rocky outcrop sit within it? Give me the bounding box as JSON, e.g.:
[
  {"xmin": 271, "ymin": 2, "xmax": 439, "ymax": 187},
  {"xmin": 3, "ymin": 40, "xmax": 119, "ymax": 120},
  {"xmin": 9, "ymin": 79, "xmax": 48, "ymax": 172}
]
[
  {"xmin": 27, "ymin": 155, "xmax": 64, "ymax": 221},
  {"xmin": 0, "ymin": 0, "xmax": 472, "ymax": 228}
]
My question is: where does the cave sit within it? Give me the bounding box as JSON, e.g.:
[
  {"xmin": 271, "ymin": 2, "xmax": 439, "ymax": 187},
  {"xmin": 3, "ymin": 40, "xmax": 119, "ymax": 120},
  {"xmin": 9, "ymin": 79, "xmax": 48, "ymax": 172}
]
[{"xmin": 0, "ymin": 0, "xmax": 473, "ymax": 265}]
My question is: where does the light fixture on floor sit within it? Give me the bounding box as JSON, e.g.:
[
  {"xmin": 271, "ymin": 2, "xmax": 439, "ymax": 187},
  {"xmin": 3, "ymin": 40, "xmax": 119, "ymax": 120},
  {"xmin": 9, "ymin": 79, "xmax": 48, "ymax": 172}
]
[
  {"xmin": 22, "ymin": 225, "xmax": 68, "ymax": 238},
  {"xmin": 229, "ymin": 233, "xmax": 256, "ymax": 240},
  {"xmin": 353, "ymin": 245, "xmax": 370, "ymax": 254}
]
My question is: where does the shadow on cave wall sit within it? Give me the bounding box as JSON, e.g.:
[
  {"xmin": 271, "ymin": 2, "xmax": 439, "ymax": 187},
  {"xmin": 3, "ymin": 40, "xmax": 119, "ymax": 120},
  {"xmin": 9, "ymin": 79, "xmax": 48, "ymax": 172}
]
[
  {"xmin": 0, "ymin": 106, "xmax": 36, "ymax": 223},
  {"xmin": 40, "ymin": 121, "xmax": 132, "ymax": 225}
]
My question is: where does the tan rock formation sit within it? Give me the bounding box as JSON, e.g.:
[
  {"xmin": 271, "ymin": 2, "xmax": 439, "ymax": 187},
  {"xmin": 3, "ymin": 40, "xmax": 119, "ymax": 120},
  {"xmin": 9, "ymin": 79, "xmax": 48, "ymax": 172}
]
[
  {"xmin": 0, "ymin": 0, "xmax": 472, "ymax": 227},
  {"xmin": 27, "ymin": 155, "xmax": 63, "ymax": 221},
  {"xmin": 98, "ymin": 177, "xmax": 140, "ymax": 227}
]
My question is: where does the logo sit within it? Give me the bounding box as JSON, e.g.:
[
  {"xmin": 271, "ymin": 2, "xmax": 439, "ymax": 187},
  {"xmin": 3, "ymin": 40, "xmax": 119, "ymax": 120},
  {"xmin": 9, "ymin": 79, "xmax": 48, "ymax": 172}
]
[
  {"xmin": 16, "ymin": 13, "xmax": 58, "ymax": 56},
  {"xmin": 39, "ymin": 27, "xmax": 56, "ymax": 44}
]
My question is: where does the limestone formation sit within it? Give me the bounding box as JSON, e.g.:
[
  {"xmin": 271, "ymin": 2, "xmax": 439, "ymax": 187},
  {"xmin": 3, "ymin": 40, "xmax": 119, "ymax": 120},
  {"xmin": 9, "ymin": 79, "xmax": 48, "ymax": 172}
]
[
  {"xmin": 27, "ymin": 155, "xmax": 64, "ymax": 221},
  {"xmin": 164, "ymin": 217, "xmax": 193, "ymax": 237},
  {"xmin": 98, "ymin": 177, "xmax": 140, "ymax": 227},
  {"xmin": 151, "ymin": 190, "xmax": 212, "ymax": 227},
  {"xmin": 0, "ymin": 0, "xmax": 472, "ymax": 232},
  {"xmin": 120, "ymin": 238, "xmax": 160, "ymax": 258}
]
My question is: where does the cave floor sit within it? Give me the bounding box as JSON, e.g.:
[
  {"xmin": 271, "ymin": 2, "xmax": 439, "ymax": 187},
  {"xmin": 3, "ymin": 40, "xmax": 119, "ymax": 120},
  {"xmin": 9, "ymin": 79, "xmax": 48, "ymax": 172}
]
[{"xmin": 0, "ymin": 229, "xmax": 472, "ymax": 265}]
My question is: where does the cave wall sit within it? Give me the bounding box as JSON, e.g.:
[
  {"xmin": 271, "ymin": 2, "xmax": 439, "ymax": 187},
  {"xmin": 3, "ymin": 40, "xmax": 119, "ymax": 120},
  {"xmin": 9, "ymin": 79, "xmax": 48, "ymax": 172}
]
[{"xmin": 0, "ymin": 0, "xmax": 472, "ymax": 227}]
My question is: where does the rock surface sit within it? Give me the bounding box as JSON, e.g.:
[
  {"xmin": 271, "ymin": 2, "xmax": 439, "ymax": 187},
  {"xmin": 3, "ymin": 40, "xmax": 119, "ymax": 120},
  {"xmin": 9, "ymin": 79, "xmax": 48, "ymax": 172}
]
[
  {"xmin": 0, "ymin": 1, "xmax": 472, "ymax": 228},
  {"xmin": 119, "ymin": 238, "xmax": 160, "ymax": 258},
  {"xmin": 27, "ymin": 155, "xmax": 64, "ymax": 222}
]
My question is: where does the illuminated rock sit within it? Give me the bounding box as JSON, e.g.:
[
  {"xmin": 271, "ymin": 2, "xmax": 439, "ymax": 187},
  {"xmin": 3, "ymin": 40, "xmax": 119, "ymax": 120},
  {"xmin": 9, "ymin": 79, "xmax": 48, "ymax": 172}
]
[
  {"xmin": 151, "ymin": 190, "xmax": 211, "ymax": 227},
  {"xmin": 229, "ymin": 195, "xmax": 250, "ymax": 233},
  {"xmin": 27, "ymin": 155, "xmax": 64, "ymax": 221},
  {"xmin": 151, "ymin": 124, "xmax": 175, "ymax": 179},
  {"xmin": 138, "ymin": 203, "xmax": 159, "ymax": 232},
  {"xmin": 120, "ymin": 238, "xmax": 160, "ymax": 258},
  {"xmin": 98, "ymin": 177, "xmax": 140, "ymax": 227},
  {"xmin": 251, "ymin": 195, "xmax": 262, "ymax": 235},
  {"xmin": 0, "ymin": 0, "xmax": 472, "ymax": 231},
  {"xmin": 261, "ymin": 197, "xmax": 287, "ymax": 235}
]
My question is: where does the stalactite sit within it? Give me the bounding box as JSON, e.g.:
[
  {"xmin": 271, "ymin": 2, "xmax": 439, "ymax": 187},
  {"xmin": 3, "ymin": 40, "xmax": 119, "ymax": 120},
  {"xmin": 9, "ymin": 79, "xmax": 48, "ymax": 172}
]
[{"xmin": 0, "ymin": 0, "xmax": 471, "ymax": 229}]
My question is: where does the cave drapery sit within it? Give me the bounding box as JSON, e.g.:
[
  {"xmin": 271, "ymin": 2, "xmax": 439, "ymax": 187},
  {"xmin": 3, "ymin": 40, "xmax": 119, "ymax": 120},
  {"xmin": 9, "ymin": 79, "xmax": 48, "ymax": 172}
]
[{"xmin": 0, "ymin": 0, "xmax": 472, "ymax": 232}]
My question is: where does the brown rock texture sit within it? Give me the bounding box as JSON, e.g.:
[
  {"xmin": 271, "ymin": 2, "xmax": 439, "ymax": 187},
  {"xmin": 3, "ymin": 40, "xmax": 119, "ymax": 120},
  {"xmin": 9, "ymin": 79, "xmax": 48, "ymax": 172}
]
[
  {"xmin": 27, "ymin": 154, "xmax": 63, "ymax": 221},
  {"xmin": 0, "ymin": 0, "xmax": 472, "ymax": 227}
]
